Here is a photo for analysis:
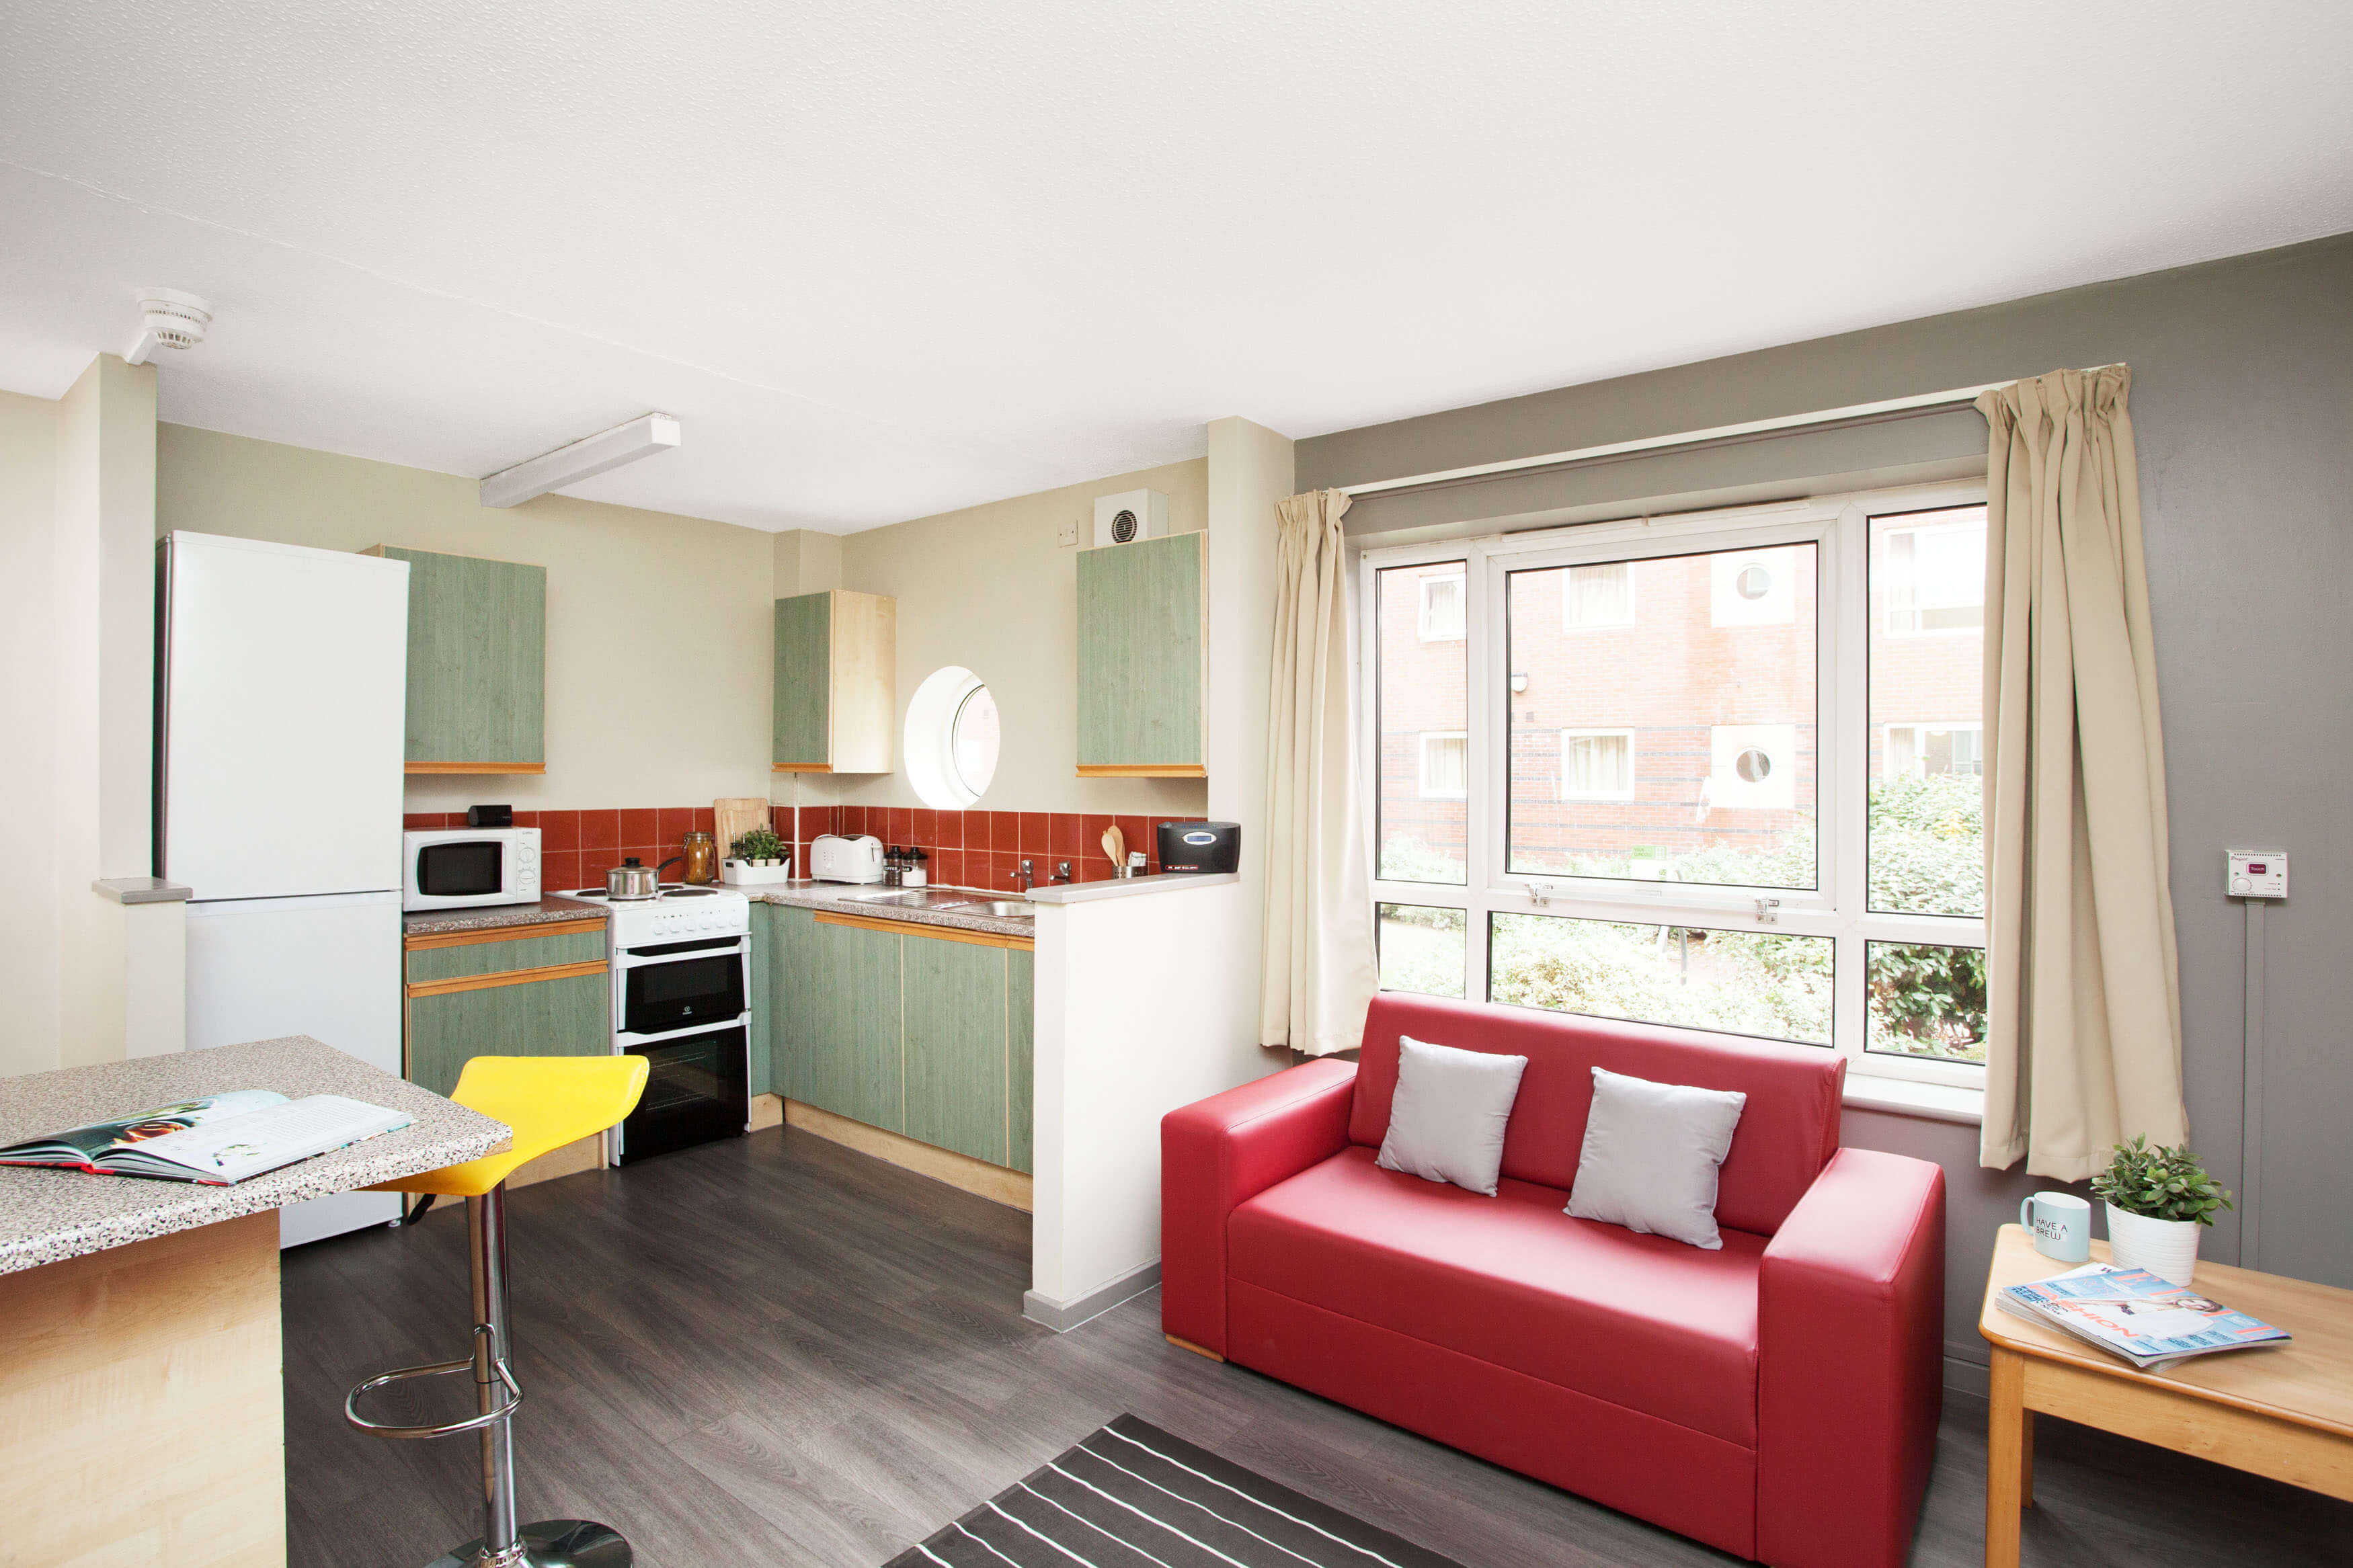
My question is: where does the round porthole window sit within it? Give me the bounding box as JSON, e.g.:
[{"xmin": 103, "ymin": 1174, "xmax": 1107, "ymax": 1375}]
[
  {"xmin": 1736, "ymin": 564, "xmax": 1773, "ymax": 600},
  {"xmin": 907, "ymin": 666, "xmax": 999, "ymax": 810},
  {"xmin": 1735, "ymin": 747, "xmax": 1773, "ymax": 784}
]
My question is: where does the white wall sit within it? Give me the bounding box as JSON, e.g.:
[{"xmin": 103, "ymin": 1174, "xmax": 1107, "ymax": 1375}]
[
  {"xmin": 824, "ymin": 456, "xmax": 1213, "ymax": 818},
  {"xmin": 1030, "ymin": 878, "xmax": 1271, "ymax": 1315},
  {"xmin": 0, "ymin": 388, "xmax": 63, "ymax": 1078},
  {"xmin": 157, "ymin": 423, "xmax": 777, "ymax": 814}
]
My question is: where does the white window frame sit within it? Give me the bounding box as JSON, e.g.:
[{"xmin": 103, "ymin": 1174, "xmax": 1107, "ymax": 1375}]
[
  {"xmin": 1417, "ymin": 731, "xmax": 1468, "ymax": 798},
  {"xmin": 1361, "ymin": 480, "xmax": 1990, "ymax": 1091},
  {"xmin": 1417, "ymin": 572, "xmax": 1467, "ymax": 641},
  {"xmin": 1558, "ymin": 728, "xmax": 1636, "ymax": 800},
  {"xmin": 1879, "ymin": 515, "xmax": 1987, "ymax": 637},
  {"xmin": 1560, "ymin": 560, "xmax": 1636, "ymax": 629}
]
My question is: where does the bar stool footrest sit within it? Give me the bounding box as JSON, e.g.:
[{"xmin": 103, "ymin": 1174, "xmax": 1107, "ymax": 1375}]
[{"xmin": 346, "ymin": 1325, "xmax": 524, "ymax": 1440}]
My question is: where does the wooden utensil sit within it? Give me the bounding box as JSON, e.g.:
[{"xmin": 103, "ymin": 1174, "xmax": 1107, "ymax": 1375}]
[
  {"xmin": 1103, "ymin": 825, "xmax": 1125, "ymax": 873},
  {"xmin": 715, "ymin": 797, "xmax": 774, "ymax": 861}
]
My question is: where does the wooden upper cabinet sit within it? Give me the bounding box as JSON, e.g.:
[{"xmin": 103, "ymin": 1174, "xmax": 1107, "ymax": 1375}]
[
  {"xmin": 366, "ymin": 545, "xmax": 547, "ymax": 775},
  {"xmin": 773, "ymin": 589, "xmax": 895, "ymax": 773},
  {"xmin": 1075, "ymin": 530, "xmax": 1207, "ymax": 777}
]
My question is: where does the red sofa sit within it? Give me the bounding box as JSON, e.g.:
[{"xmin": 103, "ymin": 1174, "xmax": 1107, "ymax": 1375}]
[{"xmin": 1162, "ymin": 993, "xmax": 1945, "ymax": 1568}]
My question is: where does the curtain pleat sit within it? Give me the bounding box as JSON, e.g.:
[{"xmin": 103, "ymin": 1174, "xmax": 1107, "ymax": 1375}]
[
  {"xmin": 1978, "ymin": 366, "xmax": 2186, "ymax": 1178},
  {"xmin": 1260, "ymin": 489, "xmax": 1378, "ymax": 1055}
]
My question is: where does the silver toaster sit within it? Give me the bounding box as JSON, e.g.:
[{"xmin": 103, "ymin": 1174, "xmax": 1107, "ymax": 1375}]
[{"xmin": 809, "ymin": 833, "xmax": 885, "ymax": 884}]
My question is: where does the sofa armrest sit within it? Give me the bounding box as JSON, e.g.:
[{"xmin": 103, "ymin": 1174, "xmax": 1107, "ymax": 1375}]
[
  {"xmin": 1757, "ymin": 1147, "xmax": 1945, "ymax": 1568},
  {"xmin": 1160, "ymin": 1059, "xmax": 1357, "ymax": 1356}
]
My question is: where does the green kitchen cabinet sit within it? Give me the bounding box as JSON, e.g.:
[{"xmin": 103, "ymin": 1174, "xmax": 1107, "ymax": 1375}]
[
  {"xmin": 902, "ymin": 937, "xmax": 1009, "ymax": 1166},
  {"xmin": 405, "ymin": 927, "xmax": 602, "ymax": 985},
  {"xmin": 779, "ymin": 909, "xmax": 904, "ymax": 1132},
  {"xmin": 748, "ymin": 903, "xmax": 775, "ymax": 1098},
  {"xmin": 1007, "ymin": 948, "xmax": 1034, "ymax": 1175},
  {"xmin": 764, "ymin": 903, "xmax": 1034, "ymax": 1178},
  {"xmin": 772, "ymin": 589, "xmax": 896, "ymax": 774},
  {"xmin": 367, "ymin": 544, "xmax": 547, "ymax": 774},
  {"xmin": 405, "ymin": 971, "xmax": 608, "ymax": 1100},
  {"xmin": 1075, "ymin": 530, "xmax": 1207, "ymax": 777}
]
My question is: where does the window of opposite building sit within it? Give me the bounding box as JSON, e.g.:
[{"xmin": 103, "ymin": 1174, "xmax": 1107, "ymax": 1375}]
[{"xmin": 1365, "ymin": 483, "xmax": 1990, "ymax": 1086}]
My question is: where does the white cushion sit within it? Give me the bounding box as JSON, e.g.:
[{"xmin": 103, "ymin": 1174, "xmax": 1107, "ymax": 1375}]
[
  {"xmin": 1375, "ymin": 1035, "xmax": 1529, "ymax": 1197},
  {"xmin": 1565, "ymin": 1066, "xmax": 1747, "ymax": 1249}
]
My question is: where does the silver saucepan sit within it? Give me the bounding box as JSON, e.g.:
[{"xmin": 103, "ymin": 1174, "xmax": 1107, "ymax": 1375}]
[{"xmin": 606, "ymin": 856, "xmax": 660, "ymax": 900}]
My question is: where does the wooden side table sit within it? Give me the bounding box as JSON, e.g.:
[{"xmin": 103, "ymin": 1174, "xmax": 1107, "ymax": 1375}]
[{"xmin": 1979, "ymin": 1223, "xmax": 2353, "ymax": 1567}]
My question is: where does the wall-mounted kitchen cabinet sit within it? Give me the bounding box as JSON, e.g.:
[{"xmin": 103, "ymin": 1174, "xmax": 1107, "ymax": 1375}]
[
  {"xmin": 1075, "ymin": 530, "xmax": 1206, "ymax": 778},
  {"xmin": 401, "ymin": 919, "xmax": 608, "ymax": 1099},
  {"xmin": 772, "ymin": 589, "xmax": 895, "ymax": 774},
  {"xmin": 366, "ymin": 545, "xmax": 547, "ymax": 774},
  {"xmin": 758, "ymin": 904, "xmax": 1033, "ymax": 1175}
]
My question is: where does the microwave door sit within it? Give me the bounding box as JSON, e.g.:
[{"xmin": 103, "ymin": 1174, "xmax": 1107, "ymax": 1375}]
[{"xmin": 417, "ymin": 839, "xmax": 506, "ymax": 899}]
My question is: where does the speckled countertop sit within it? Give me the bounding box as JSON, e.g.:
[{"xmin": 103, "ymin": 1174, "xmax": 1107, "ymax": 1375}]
[
  {"xmin": 750, "ymin": 881, "xmax": 1036, "ymax": 940},
  {"xmin": 403, "ymin": 893, "xmax": 606, "ymax": 938},
  {"xmin": 0, "ymin": 1036, "xmax": 510, "ymax": 1275}
]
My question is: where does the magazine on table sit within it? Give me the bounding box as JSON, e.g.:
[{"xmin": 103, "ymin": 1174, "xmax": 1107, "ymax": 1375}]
[
  {"xmin": 1998, "ymin": 1261, "xmax": 2290, "ymax": 1369},
  {"xmin": 0, "ymin": 1089, "xmax": 412, "ymax": 1186}
]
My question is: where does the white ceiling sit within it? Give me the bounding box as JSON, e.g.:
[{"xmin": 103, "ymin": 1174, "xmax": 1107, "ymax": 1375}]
[{"xmin": 4, "ymin": 2, "xmax": 2350, "ymax": 533}]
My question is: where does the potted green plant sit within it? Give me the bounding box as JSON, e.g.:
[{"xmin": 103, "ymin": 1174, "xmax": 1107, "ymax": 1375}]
[
  {"xmin": 2089, "ymin": 1135, "xmax": 2231, "ymax": 1284},
  {"xmin": 723, "ymin": 827, "xmax": 793, "ymax": 885}
]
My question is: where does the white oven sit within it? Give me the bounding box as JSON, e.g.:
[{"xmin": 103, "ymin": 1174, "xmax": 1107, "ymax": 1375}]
[{"xmin": 401, "ymin": 827, "xmax": 541, "ymax": 911}]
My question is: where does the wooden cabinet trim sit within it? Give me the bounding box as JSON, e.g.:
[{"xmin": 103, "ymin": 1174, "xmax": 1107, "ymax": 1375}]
[
  {"xmin": 405, "ymin": 761, "xmax": 548, "ymax": 775},
  {"xmin": 404, "ymin": 958, "xmax": 608, "ymax": 999},
  {"xmin": 783, "ymin": 1099, "xmax": 1033, "ymax": 1212},
  {"xmin": 1075, "ymin": 764, "xmax": 1209, "ymax": 778},
  {"xmin": 405, "ymin": 917, "xmax": 606, "ymax": 952},
  {"xmin": 814, "ymin": 909, "xmax": 1034, "ymax": 951},
  {"xmin": 771, "ymin": 763, "xmax": 835, "ymax": 773}
]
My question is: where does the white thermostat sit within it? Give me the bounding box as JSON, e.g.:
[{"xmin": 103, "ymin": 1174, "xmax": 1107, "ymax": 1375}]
[
  {"xmin": 2227, "ymin": 850, "xmax": 2287, "ymax": 899},
  {"xmin": 1092, "ymin": 488, "xmax": 1168, "ymax": 548}
]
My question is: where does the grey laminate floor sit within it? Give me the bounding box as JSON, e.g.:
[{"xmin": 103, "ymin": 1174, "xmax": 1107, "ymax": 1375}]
[{"xmin": 281, "ymin": 1125, "xmax": 2352, "ymax": 1568}]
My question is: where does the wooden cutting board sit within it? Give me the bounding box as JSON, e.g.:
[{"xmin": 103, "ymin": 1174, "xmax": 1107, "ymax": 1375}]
[{"xmin": 713, "ymin": 797, "xmax": 773, "ymax": 860}]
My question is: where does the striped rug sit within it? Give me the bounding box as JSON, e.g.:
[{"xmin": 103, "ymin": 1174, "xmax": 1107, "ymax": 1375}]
[{"xmin": 885, "ymin": 1415, "xmax": 1466, "ymax": 1568}]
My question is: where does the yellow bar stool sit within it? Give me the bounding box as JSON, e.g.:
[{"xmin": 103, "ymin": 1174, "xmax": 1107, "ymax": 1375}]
[{"xmin": 346, "ymin": 1055, "xmax": 649, "ymax": 1568}]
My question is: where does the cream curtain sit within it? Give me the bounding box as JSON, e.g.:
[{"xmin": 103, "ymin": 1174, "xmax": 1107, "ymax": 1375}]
[
  {"xmin": 1978, "ymin": 366, "xmax": 2186, "ymax": 1178},
  {"xmin": 1261, "ymin": 488, "xmax": 1378, "ymax": 1055}
]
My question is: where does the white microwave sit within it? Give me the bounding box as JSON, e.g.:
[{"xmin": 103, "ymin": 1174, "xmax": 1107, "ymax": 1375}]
[{"xmin": 403, "ymin": 827, "xmax": 541, "ymax": 911}]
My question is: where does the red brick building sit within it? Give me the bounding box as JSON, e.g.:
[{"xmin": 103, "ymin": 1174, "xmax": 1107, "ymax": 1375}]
[{"xmin": 1376, "ymin": 509, "xmax": 1984, "ymax": 885}]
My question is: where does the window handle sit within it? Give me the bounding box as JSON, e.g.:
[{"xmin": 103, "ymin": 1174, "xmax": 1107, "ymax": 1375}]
[
  {"xmin": 1755, "ymin": 897, "xmax": 1780, "ymax": 925},
  {"xmin": 1525, "ymin": 879, "xmax": 1555, "ymax": 907}
]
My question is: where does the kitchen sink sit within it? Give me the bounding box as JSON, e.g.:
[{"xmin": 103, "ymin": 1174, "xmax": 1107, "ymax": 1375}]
[
  {"xmin": 948, "ymin": 900, "xmax": 1034, "ymax": 919},
  {"xmin": 843, "ymin": 889, "xmax": 977, "ymax": 909}
]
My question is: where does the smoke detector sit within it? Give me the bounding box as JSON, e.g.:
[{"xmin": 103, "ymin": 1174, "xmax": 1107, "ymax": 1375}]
[{"xmin": 124, "ymin": 288, "xmax": 214, "ymax": 365}]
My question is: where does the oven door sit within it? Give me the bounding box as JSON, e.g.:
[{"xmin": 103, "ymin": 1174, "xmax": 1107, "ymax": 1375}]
[
  {"xmin": 617, "ymin": 939, "xmax": 746, "ymax": 1036},
  {"xmin": 616, "ymin": 1024, "xmax": 748, "ymax": 1164}
]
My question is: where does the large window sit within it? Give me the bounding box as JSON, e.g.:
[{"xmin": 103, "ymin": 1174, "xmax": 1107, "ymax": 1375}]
[{"xmin": 1365, "ymin": 485, "xmax": 1988, "ymax": 1085}]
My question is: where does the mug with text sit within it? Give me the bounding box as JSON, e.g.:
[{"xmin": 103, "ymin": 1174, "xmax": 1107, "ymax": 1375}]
[{"xmin": 2020, "ymin": 1190, "xmax": 2091, "ymax": 1263}]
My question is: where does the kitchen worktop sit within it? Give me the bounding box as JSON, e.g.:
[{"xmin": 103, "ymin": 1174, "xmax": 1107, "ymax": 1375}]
[
  {"xmin": 402, "ymin": 893, "xmax": 607, "ymax": 938},
  {"xmin": 751, "ymin": 880, "xmax": 1037, "ymax": 939},
  {"xmin": 0, "ymin": 1036, "xmax": 510, "ymax": 1274}
]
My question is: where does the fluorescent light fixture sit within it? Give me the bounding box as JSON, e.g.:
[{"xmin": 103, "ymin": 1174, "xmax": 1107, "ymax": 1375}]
[{"xmin": 479, "ymin": 413, "xmax": 682, "ymax": 508}]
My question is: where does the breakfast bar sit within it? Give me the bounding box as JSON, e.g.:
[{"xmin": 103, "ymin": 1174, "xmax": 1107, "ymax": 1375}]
[{"xmin": 0, "ymin": 1037, "xmax": 508, "ymax": 1568}]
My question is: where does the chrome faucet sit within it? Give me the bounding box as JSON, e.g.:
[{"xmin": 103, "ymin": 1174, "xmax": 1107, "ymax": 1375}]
[
  {"xmin": 1052, "ymin": 860, "xmax": 1073, "ymax": 885},
  {"xmin": 1014, "ymin": 859, "xmax": 1034, "ymax": 893}
]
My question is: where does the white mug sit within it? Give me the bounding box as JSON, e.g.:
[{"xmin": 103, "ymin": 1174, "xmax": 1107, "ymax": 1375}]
[{"xmin": 2020, "ymin": 1190, "xmax": 2091, "ymax": 1263}]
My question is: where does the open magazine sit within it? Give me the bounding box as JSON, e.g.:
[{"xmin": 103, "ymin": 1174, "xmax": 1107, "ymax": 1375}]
[
  {"xmin": 0, "ymin": 1089, "xmax": 412, "ymax": 1186},
  {"xmin": 1999, "ymin": 1262, "xmax": 2290, "ymax": 1369}
]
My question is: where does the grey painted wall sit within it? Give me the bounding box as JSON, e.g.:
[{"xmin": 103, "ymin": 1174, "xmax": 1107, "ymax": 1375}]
[{"xmin": 1301, "ymin": 232, "xmax": 2353, "ymax": 1374}]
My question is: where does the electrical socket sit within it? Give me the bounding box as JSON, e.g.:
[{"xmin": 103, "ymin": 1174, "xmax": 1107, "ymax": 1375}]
[{"xmin": 1056, "ymin": 518, "xmax": 1078, "ymax": 548}]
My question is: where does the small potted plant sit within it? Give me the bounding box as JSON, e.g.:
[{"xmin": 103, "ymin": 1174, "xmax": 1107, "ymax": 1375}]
[
  {"xmin": 2089, "ymin": 1135, "xmax": 2232, "ymax": 1284},
  {"xmin": 722, "ymin": 827, "xmax": 793, "ymax": 886}
]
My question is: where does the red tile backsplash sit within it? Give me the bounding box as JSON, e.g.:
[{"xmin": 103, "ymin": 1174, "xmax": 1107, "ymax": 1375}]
[{"xmin": 402, "ymin": 801, "xmax": 1198, "ymax": 892}]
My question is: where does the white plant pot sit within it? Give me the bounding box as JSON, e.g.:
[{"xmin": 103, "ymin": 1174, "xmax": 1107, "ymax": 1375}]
[
  {"xmin": 719, "ymin": 857, "xmax": 795, "ymax": 887},
  {"xmin": 2105, "ymin": 1202, "xmax": 2201, "ymax": 1284}
]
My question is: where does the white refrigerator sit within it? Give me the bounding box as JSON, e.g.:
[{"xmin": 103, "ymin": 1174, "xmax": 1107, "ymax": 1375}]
[{"xmin": 159, "ymin": 532, "xmax": 412, "ymax": 1247}]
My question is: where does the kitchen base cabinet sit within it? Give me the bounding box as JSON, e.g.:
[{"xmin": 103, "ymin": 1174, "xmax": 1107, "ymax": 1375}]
[
  {"xmin": 405, "ymin": 971, "xmax": 608, "ymax": 1100},
  {"xmin": 1008, "ymin": 949, "xmax": 1034, "ymax": 1175},
  {"xmin": 780, "ymin": 909, "xmax": 904, "ymax": 1134},
  {"xmin": 748, "ymin": 904, "xmax": 775, "ymax": 1098},
  {"xmin": 904, "ymin": 938, "xmax": 1008, "ymax": 1167},
  {"xmin": 755, "ymin": 904, "xmax": 1035, "ymax": 1188}
]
